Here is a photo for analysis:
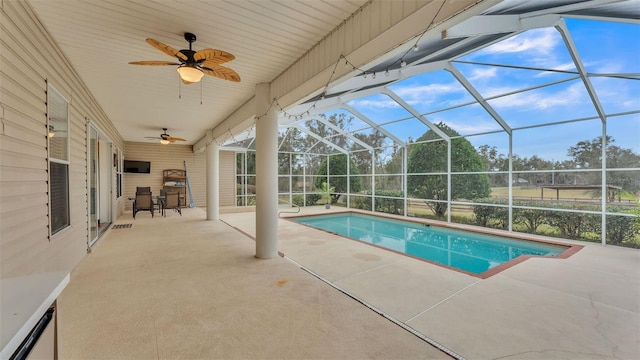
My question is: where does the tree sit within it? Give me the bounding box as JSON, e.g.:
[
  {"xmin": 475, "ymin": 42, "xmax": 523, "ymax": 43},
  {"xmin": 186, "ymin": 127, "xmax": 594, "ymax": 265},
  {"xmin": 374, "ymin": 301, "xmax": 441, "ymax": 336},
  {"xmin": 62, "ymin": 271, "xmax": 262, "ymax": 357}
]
[
  {"xmin": 568, "ymin": 136, "xmax": 640, "ymax": 194},
  {"xmin": 407, "ymin": 122, "xmax": 490, "ymax": 217},
  {"xmin": 315, "ymin": 154, "xmax": 361, "ymax": 202}
]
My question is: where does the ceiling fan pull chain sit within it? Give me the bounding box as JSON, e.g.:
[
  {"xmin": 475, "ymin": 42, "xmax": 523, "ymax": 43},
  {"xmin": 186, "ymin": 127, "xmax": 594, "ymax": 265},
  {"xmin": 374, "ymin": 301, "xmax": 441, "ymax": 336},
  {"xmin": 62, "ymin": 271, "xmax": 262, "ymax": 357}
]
[
  {"xmin": 200, "ymin": 81, "xmax": 203, "ymax": 105},
  {"xmin": 178, "ymin": 77, "xmax": 182, "ymax": 99}
]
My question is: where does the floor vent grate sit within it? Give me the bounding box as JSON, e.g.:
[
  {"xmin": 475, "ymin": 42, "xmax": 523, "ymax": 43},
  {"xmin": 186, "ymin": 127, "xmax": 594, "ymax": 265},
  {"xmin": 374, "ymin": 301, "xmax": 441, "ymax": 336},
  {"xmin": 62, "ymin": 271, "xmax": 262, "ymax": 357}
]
[{"xmin": 112, "ymin": 224, "xmax": 132, "ymax": 229}]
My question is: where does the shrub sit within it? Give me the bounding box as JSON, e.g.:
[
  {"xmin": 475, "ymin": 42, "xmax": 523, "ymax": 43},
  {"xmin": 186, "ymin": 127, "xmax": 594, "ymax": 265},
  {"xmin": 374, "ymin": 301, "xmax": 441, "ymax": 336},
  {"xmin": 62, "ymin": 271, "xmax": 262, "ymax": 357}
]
[
  {"xmin": 513, "ymin": 203, "xmax": 548, "ymax": 233},
  {"xmin": 374, "ymin": 190, "xmax": 404, "ymax": 215},
  {"xmin": 472, "ymin": 198, "xmax": 508, "ymax": 229},
  {"xmin": 305, "ymin": 193, "xmax": 321, "ymax": 206},
  {"xmin": 606, "ymin": 211, "xmax": 639, "ymax": 247},
  {"xmin": 545, "ymin": 204, "xmax": 600, "ymax": 239},
  {"xmin": 351, "ymin": 195, "xmax": 372, "ymax": 211},
  {"xmin": 291, "ymin": 194, "xmax": 305, "ymax": 207}
]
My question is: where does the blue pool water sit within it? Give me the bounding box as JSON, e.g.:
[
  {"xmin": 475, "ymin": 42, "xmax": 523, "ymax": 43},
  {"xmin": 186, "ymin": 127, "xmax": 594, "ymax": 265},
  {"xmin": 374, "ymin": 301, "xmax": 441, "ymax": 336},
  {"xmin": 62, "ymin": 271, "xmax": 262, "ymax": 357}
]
[{"xmin": 292, "ymin": 213, "xmax": 566, "ymax": 275}]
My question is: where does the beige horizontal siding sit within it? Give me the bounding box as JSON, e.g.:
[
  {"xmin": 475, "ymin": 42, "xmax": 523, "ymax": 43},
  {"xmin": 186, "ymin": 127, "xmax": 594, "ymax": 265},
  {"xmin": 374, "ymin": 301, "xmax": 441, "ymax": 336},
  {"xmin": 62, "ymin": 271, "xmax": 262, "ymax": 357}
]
[
  {"xmin": 1, "ymin": 1, "xmax": 123, "ymax": 279},
  {"xmin": 123, "ymin": 142, "xmax": 206, "ymax": 210},
  {"xmin": 122, "ymin": 145, "xmax": 239, "ymax": 210}
]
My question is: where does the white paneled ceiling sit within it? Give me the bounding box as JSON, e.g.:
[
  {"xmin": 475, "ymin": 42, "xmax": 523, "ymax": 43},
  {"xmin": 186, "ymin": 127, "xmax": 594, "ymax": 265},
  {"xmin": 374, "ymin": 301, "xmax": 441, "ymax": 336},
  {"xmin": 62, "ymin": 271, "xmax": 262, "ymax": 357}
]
[{"xmin": 27, "ymin": 0, "xmax": 369, "ymax": 145}]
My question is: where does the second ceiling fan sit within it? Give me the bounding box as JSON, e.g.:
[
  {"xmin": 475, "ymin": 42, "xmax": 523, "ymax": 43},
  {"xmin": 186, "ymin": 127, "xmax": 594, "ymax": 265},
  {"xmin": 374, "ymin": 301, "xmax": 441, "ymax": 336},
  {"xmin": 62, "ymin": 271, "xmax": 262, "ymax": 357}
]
[
  {"xmin": 146, "ymin": 128, "xmax": 186, "ymax": 145},
  {"xmin": 129, "ymin": 32, "xmax": 240, "ymax": 84}
]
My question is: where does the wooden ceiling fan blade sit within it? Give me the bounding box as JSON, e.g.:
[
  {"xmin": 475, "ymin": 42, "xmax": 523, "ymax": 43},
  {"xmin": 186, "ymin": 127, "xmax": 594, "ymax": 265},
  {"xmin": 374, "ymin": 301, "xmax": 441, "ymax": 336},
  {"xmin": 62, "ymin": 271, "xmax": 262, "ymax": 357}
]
[
  {"xmin": 194, "ymin": 49, "xmax": 235, "ymax": 64},
  {"xmin": 129, "ymin": 60, "xmax": 181, "ymax": 66},
  {"xmin": 201, "ymin": 64, "xmax": 241, "ymax": 82},
  {"xmin": 146, "ymin": 38, "xmax": 188, "ymax": 61},
  {"xmin": 166, "ymin": 136, "xmax": 186, "ymax": 142}
]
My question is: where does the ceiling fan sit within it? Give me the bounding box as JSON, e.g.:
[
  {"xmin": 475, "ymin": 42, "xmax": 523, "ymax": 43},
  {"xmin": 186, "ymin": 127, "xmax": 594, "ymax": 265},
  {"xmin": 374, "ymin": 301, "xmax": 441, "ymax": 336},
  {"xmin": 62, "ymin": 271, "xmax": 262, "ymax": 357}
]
[
  {"xmin": 129, "ymin": 32, "xmax": 240, "ymax": 84},
  {"xmin": 145, "ymin": 128, "xmax": 187, "ymax": 145}
]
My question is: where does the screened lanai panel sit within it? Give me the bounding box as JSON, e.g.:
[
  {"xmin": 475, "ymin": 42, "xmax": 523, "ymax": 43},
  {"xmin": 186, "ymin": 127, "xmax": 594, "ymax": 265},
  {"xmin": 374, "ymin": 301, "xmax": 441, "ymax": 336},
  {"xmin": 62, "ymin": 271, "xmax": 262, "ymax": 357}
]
[
  {"xmin": 386, "ymin": 71, "xmax": 474, "ymax": 114},
  {"xmin": 375, "ymin": 175, "xmax": 403, "ymax": 191},
  {"xmin": 406, "ymin": 138, "xmax": 448, "ymax": 174},
  {"xmin": 326, "ymin": 109, "xmax": 371, "ymax": 132},
  {"xmin": 304, "ymin": 154, "xmax": 324, "ymax": 174},
  {"xmin": 606, "ymin": 214, "xmax": 637, "ymax": 247},
  {"xmin": 305, "ymin": 118, "xmax": 344, "ymax": 143},
  {"xmin": 488, "ymin": 79, "xmax": 598, "ymax": 128},
  {"xmin": 380, "ymin": 118, "xmax": 429, "ymax": 142},
  {"xmin": 522, "ymin": 170, "xmax": 602, "ymax": 192},
  {"xmin": 291, "ymin": 153, "xmax": 305, "ymax": 175},
  {"xmin": 291, "ymin": 176, "xmax": 304, "ymax": 192},
  {"xmin": 279, "ymin": 127, "xmax": 308, "ymax": 153},
  {"xmin": 350, "ymin": 149, "xmax": 372, "ymax": 175},
  {"xmin": 428, "ymin": 103, "xmax": 503, "ymax": 136},
  {"xmin": 512, "ymin": 119, "xmax": 603, "ymax": 170},
  {"xmin": 606, "ymin": 170, "xmax": 640, "ymax": 209},
  {"xmin": 591, "ymin": 77, "xmax": 640, "ymax": 115},
  {"xmin": 466, "ymin": 132, "xmax": 510, "ymax": 172},
  {"xmin": 458, "ymin": 28, "xmax": 577, "ymax": 72},
  {"xmin": 347, "ymin": 93, "xmax": 413, "ymax": 125},
  {"xmin": 452, "ymin": 62, "xmax": 580, "ymax": 99},
  {"xmin": 607, "ymin": 114, "xmax": 640, "ymax": 169},
  {"xmin": 226, "ymin": 138, "xmax": 254, "ymax": 150},
  {"xmin": 278, "ymin": 153, "xmax": 290, "ymax": 175},
  {"xmin": 351, "ymin": 127, "xmax": 395, "ymax": 149},
  {"xmin": 351, "ymin": 175, "xmax": 371, "ymax": 192},
  {"xmin": 374, "ymin": 144, "xmax": 403, "ymax": 175},
  {"xmin": 566, "ymin": 19, "xmax": 640, "ymax": 75},
  {"xmin": 328, "ymin": 134, "xmax": 365, "ymax": 152}
]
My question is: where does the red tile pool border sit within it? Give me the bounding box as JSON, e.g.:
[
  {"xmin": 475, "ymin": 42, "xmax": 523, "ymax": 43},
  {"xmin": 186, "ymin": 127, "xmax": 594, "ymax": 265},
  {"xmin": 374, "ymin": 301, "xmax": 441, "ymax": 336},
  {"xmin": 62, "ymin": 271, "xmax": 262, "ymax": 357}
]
[{"xmin": 285, "ymin": 210, "xmax": 583, "ymax": 279}]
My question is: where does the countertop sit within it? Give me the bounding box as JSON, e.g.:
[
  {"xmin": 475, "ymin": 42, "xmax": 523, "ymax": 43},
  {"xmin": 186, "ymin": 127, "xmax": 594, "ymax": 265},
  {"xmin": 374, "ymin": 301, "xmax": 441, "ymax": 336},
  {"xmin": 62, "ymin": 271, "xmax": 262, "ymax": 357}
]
[{"xmin": 1, "ymin": 271, "xmax": 69, "ymax": 360}]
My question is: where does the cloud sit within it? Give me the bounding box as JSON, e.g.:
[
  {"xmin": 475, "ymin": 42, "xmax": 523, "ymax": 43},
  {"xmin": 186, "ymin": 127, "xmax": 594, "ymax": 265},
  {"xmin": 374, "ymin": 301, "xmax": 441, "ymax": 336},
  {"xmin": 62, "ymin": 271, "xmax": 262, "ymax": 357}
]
[
  {"xmin": 489, "ymin": 82, "xmax": 589, "ymax": 110},
  {"xmin": 447, "ymin": 120, "xmax": 503, "ymax": 134},
  {"xmin": 468, "ymin": 67, "xmax": 497, "ymax": 81},
  {"xmin": 349, "ymin": 98, "xmax": 400, "ymax": 109},
  {"xmin": 481, "ymin": 28, "xmax": 560, "ymax": 55},
  {"xmin": 395, "ymin": 82, "xmax": 465, "ymax": 99},
  {"xmin": 392, "ymin": 82, "xmax": 472, "ymax": 108}
]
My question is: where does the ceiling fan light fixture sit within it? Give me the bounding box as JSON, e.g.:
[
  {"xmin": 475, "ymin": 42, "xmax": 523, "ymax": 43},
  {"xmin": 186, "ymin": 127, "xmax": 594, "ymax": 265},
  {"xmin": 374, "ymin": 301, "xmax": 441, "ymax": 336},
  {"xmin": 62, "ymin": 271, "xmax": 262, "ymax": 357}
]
[
  {"xmin": 177, "ymin": 65, "xmax": 204, "ymax": 82},
  {"xmin": 160, "ymin": 139, "xmax": 171, "ymax": 145}
]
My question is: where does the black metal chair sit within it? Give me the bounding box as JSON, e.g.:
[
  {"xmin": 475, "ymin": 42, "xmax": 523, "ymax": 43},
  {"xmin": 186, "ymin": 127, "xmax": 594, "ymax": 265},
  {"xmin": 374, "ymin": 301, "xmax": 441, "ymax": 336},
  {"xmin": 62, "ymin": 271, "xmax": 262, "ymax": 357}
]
[
  {"xmin": 136, "ymin": 186, "xmax": 151, "ymax": 194},
  {"xmin": 133, "ymin": 192, "xmax": 154, "ymax": 219},
  {"xmin": 164, "ymin": 191, "xmax": 181, "ymax": 216}
]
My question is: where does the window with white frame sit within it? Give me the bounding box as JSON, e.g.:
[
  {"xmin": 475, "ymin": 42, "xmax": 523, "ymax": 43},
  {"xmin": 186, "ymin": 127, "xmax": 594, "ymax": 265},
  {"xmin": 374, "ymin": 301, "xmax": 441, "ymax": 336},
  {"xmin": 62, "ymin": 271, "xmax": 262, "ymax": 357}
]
[{"xmin": 48, "ymin": 84, "xmax": 70, "ymax": 235}]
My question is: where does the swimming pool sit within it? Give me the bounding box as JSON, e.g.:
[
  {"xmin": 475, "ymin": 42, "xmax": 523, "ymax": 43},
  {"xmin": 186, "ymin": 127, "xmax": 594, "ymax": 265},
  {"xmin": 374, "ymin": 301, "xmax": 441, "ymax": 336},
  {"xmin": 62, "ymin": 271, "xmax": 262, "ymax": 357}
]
[{"xmin": 291, "ymin": 212, "xmax": 569, "ymax": 275}]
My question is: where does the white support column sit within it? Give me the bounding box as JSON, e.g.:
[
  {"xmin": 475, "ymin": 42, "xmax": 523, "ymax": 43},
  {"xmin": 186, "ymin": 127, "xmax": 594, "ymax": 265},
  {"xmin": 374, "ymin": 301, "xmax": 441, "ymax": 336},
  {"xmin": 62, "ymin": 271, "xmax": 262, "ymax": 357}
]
[
  {"xmin": 255, "ymin": 83, "xmax": 278, "ymax": 259},
  {"xmin": 206, "ymin": 140, "xmax": 220, "ymax": 221}
]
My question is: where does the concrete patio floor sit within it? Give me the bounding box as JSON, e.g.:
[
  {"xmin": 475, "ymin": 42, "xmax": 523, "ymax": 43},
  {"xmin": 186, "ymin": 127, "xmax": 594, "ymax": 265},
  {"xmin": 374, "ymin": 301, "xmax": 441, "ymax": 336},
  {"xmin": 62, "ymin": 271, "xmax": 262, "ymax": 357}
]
[{"xmin": 58, "ymin": 206, "xmax": 639, "ymax": 359}]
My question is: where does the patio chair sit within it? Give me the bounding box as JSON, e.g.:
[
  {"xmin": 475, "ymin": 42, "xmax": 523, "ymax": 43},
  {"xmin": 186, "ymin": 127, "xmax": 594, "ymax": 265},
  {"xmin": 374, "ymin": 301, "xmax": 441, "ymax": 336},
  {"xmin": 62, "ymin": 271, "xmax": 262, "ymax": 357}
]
[
  {"xmin": 164, "ymin": 191, "xmax": 181, "ymax": 216},
  {"xmin": 133, "ymin": 192, "xmax": 154, "ymax": 219},
  {"xmin": 136, "ymin": 186, "xmax": 151, "ymax": 194}
]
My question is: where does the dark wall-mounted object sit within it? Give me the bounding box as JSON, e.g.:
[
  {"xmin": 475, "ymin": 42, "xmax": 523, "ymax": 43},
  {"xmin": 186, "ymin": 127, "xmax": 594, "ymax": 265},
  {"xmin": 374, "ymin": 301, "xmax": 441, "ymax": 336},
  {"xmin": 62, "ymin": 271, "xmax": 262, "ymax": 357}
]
[{"xmin": 124, "ymin": 160, "xmax": 151, "ymax": 174}]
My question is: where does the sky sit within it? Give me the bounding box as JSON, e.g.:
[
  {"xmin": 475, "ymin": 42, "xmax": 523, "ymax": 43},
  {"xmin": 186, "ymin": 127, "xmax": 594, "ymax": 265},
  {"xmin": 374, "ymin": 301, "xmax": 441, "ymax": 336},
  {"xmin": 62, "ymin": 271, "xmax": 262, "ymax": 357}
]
[{"xmin": 338, "ymin": 18, "xmax": 640, "ymax": 162}]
